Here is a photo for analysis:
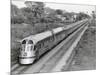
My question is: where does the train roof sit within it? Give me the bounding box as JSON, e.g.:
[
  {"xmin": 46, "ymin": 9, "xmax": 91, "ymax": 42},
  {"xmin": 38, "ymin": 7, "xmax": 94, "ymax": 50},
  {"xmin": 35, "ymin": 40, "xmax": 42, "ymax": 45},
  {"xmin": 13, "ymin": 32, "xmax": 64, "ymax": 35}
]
[{"xmin": 21, "ymin": 27, "xmax": 63, "ymax": 44}]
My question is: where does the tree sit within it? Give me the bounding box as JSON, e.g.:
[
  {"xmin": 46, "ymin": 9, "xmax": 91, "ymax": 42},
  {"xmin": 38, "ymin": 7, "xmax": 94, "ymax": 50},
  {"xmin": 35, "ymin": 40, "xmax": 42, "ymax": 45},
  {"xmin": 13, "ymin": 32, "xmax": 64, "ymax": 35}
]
[
  {"xmin": 24, "ymin": 1, "xmax": 45, "ymax": 18},
  {"xmin": 63, "ymin": 12, "xmax": 71, "ymax": 20},
  {"xmin": 11, "ymin": 4, "xmax": 24, "ymax": 24},
  {"xmin": 44, "ymin": 7, "xmax": 55, "ymax": 15},
  {"xmin": 20, "ymin": 1, "xmax": 45, "ymax": 24},
  {"xmin": 11, "ymin": 4, "xmax": 19, "ymax": 17},
  {"xmin": 55, "ymin": 9, "xmax": 63, "ymax": 15},
  {"xmin": 92, "ymin": 11, "xmax": 96, "ymax": 19},
  {"xmin": 76, "ymin": 12, "xmax": 90, "ymax": 21}
]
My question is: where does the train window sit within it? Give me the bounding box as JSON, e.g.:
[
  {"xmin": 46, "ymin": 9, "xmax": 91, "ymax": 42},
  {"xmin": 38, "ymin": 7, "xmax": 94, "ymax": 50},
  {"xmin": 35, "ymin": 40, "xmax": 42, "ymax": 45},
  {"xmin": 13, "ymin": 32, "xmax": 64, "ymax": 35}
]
[
  {"xmin": 34, "ymin": 43, "xmax": 40, "ymax": 51},
  {"xmin": 50, "ymin": 36, "xmax": 53, "ymax": 42},
  {"xmin": 22, "ymin": 40, "xmax": 26, "ymax": 44},
  {"xmin": 28, "ymin": 40, "xmax": 33, "ymax": 44},
  {"xmin": 41, "ymin": 40, "xmax": 44, "ymax": 47},
  {"xmin": 42, "ymin": 42, "xmax": 44, "ymax": 47},
  {"xmin": 34, "ymin": 45, "xmax": 37, "ymax": 51},
  {"xmin": 38, "ymin": 43, "xmax": 41, "ymax": 49}
]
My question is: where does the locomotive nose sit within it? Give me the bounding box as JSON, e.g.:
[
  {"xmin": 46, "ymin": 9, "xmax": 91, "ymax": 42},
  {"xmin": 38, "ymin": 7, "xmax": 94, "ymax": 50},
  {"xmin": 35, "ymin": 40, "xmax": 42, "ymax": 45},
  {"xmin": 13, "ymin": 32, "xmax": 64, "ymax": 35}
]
[
  {"xmin": 19, "ymin": 50, "xmax": 36, "ymax": 64},
  {"xmin": 19, "ymin": 51, "xmax": 36, "ymax": 64},
  {"xmin": 19, "ymin": 40, "xmax": 35, "ymax": 64},
  {"xmin": 19, "ymin": 56, "xmax": 35, "ymax": 64}
]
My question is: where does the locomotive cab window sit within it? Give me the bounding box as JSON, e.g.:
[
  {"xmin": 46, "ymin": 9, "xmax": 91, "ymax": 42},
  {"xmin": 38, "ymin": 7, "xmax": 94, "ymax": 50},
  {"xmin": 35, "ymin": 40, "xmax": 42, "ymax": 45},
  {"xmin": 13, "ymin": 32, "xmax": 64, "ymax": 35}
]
[{"xmin": 22, "ymin": 40, "xmax": 26, "ymax": 44}]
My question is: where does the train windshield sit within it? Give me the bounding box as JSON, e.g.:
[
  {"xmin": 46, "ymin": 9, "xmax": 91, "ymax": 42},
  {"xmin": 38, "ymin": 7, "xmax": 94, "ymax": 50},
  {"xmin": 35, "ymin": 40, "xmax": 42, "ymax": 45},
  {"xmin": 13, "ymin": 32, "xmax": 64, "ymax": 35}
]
[
  {"xmin": 22, "ymin": 40, "xmax": 26, "ymax": 44},
  {"xmin": 21, "ymin": 40, "xmax": 34, "ymax": 51}
]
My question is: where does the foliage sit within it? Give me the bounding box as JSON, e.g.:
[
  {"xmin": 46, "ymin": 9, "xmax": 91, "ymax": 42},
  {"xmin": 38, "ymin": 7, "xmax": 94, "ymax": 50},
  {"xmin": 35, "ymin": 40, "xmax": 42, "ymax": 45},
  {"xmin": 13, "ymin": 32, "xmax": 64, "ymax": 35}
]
[
  {"xmin": 11, "ymin": 4, "xmax": 25, "ymax": 24},
  {"xmin": 25, "ymin": 1, "xmax": 45, "ymax": 18},
  {"xmin": 11, "ymin": 1, "xmax": 91, "ymax": 25},
  {"xmin": 55, "ymin": 9, "xmax": 63, "ymax": 15},
  {"xmin": 11, "ymin": 16, "xmax": 24, "ymax": 24},
  {"xmin": 76, "ymin": 12, "xmax": 90, "ymax": 21},
  {"xmin": 11, "ymin": 4, "xmax": 19, "ymax": 17},
  {"xmin": 91, "ymin": 11, "xmax": 96, "ymax": 19},
  {"xmin": 63, "ymin": 12, "xmax": 73, "ymax": 20}
]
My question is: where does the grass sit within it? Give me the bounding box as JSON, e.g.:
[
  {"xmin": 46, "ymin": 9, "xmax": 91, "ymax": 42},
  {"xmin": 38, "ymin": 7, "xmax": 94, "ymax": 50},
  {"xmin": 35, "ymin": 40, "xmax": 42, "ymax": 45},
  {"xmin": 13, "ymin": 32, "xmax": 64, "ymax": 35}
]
[{"xmin": 89, "ymin": 19, "xmax": 96, "ymax": 27}]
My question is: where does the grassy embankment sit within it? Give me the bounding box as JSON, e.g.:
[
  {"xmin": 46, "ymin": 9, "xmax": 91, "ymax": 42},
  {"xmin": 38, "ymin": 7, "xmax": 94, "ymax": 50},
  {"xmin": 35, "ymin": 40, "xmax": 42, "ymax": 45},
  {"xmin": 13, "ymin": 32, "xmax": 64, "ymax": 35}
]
[{"xmin": 62, "ymin": 19, "xmax": 96, "ymax": 71}]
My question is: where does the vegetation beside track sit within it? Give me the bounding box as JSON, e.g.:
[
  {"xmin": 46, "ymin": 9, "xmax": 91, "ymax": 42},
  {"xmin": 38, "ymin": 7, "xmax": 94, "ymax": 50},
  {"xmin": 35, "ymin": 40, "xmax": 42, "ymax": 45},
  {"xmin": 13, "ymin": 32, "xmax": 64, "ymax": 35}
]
[{"xmin": 62, "ymin": 19, "xmax": 96, "ymax": 71}]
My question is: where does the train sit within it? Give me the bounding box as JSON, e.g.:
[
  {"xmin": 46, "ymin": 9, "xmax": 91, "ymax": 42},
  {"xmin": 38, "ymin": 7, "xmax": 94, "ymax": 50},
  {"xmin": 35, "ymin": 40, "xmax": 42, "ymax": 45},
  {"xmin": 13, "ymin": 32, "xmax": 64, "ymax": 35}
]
[{"xmin": 19, "ymin": 19, "xmax": 88, "ymax": 64}]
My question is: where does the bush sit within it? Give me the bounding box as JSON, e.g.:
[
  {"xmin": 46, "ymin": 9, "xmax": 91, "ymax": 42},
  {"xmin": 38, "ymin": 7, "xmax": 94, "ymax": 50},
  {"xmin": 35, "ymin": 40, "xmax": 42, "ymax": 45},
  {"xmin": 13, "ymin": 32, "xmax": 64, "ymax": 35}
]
[{"xmin": 11, "ymin": 16, "xmax": 24, "ymax": 24}]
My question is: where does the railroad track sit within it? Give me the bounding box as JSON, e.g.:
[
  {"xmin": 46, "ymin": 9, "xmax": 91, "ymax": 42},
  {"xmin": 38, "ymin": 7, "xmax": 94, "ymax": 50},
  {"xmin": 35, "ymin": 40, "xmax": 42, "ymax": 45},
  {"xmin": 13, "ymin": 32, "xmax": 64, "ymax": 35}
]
[{"xmin": 11, "ymin": 21, "xmax": 89, "ymax": 74}]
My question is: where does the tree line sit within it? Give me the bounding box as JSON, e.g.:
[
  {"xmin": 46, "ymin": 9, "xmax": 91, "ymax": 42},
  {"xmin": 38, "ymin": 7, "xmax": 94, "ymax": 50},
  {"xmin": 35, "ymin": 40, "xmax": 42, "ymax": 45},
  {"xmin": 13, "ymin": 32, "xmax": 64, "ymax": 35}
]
[{"xmin": 11, "ymin": 1, "xmax": 91, "ymax": 25}]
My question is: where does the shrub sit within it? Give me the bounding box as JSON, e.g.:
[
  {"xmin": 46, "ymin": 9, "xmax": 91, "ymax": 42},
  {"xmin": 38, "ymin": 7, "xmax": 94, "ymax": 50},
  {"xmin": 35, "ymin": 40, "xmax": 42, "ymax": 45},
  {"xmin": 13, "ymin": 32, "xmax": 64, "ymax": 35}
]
[{"xmin": 11, "ymin": 16, "xmax": 24, "ymax": 24}]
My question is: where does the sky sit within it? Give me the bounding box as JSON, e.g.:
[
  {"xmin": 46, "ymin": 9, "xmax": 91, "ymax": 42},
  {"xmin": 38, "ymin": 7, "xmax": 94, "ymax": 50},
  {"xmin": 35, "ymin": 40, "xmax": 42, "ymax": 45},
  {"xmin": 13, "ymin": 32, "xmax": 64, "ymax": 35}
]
[{"xmin": 11, "ymin": 0, "xmax": 95, "ymax": 15}]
